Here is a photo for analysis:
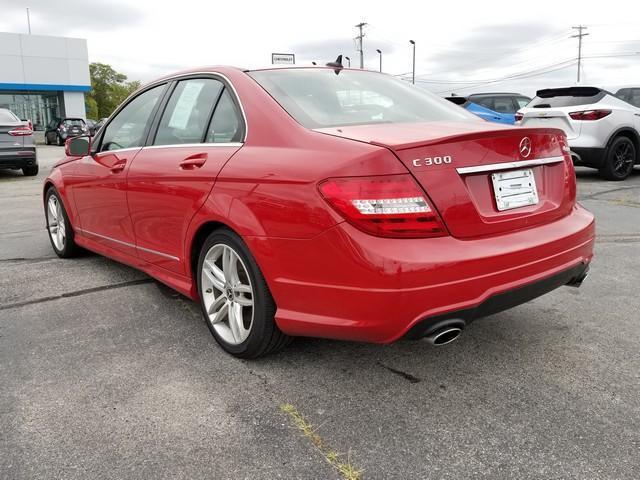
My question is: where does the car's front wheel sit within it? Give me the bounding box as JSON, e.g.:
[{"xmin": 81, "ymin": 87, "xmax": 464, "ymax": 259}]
[
  {"xmin": 197, "ymin": 229, "xmax": 291, "ymax": 358},
  {"xmin": 600, "ymin": 136, "xmax": 636, "ymax": 181},
  {"xmin": 45, "ymin": 188, "xmax": 80, "ymax": 258}
]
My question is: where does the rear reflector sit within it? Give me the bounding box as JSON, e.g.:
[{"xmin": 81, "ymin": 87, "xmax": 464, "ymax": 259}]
[
  {"xmin": 318, "ymin": 174, "xmax": 448, "ymax": 238},
  {"xmin": 569, "ymin": 109, "xmax": 611, "ymax": 121},
  {"xmin": 514, "ymin": 112, "xmax": 524, "ymax": 122},
  {"xmin": 8, "ymin": 126, "xmax": 33, "ymax": 136}
]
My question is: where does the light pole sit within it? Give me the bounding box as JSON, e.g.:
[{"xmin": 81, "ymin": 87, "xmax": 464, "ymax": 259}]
[
  {"xmin": 409, "ymin": 40, "xmax": 416, "ymax": 84},
  {"xmin": 345, "ymin": 56, "xmax": 351, "ymax": 68},
  {"xmin": 376, "ymin": 49, "xmax": 382, "ymax": 72}
]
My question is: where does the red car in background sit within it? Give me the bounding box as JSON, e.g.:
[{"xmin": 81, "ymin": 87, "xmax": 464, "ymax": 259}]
[{"xmin": 43, "ymin": 66, "xmax": 594, "ymax": 358}]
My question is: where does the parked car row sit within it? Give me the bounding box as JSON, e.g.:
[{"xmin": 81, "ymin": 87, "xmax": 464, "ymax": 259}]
[{"xmin": 448, "ymin": 86, "xmax": 640, "ymax": 180}]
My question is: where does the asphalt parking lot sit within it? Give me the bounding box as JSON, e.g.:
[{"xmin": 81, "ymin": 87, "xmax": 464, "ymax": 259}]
[{"xmin": 1, "ymin": 146, "xmax": 639, "ymax": 479}]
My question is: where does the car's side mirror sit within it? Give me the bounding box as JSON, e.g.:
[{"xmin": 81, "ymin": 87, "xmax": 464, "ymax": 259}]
[{"xmin": 65, "ymin": 135, "xmax": 91, "ymax": 157}]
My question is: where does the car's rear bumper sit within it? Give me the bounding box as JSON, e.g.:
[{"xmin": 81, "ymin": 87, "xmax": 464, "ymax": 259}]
[
  {"xmin": 248, "ymin": 205, "xmax": 595, "ymax": 343},
  {"xmin": 571, "ymin": 147, "xmax": 606, "ymax": 168},
  {"xmin": 0, "ymin": 148, "xmax": 37, "ymax": 169}
]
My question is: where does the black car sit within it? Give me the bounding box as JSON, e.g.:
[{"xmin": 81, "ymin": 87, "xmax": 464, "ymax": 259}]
[
  {"xmin": 0, "ymin": 108, "xmax": 38, "ymax": 176},
  {"xmin": 85, "ymin": 119, "xmax": 97, "ymax": 136},
  {"xmin": 466, "ymin": 92, "xmax": 532, "ymax": 114},
  {"xmin": 45, "ymin": 117, "xmax": 89, "ymax": 146}
]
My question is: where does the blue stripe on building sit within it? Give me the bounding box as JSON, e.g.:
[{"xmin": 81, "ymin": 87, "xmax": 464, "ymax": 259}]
[{"xmin": 0, "ymin": 83, "xmax": 91, "ymax": 92}]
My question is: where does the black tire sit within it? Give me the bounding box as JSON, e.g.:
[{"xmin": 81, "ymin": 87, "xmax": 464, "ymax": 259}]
[
  {"xmin": 599, "ymin": 136, "xmax": 636, "ymax": 181},
  {"xmin": 197, "ymin": 228, "xmax": 292, "ymax": 358},
  {"xmin": 45, "ymin": 188, "xmax": 81, "ymax": 258},
  {"xmin": 22, "ymin": 165, "xmax": 39, "ymax": 176},
  {"xmin": 57, "ymin": 134, "xmax": 64, "ymax": 147}
]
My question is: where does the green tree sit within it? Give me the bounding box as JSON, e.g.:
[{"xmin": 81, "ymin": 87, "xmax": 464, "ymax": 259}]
[
  {"xmin": 85, "ymin": 96, "xmax": 98, "ymax": 120},
  {"xmin": 87, "ymin": 63, "xmax": 141, "ymax": 119}
]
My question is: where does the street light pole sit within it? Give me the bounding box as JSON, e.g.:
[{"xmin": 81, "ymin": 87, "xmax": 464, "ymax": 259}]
[
  {"xmin": 345, "ymin": 56, "xmax": 351, "ymax": 68},
  {"xmin": 376, "ymin": 49, "xmax": 382, "ymax": 72},
  {"xmin": 409, "ymin": 40, "xmax": 416, "ymax": 84}
]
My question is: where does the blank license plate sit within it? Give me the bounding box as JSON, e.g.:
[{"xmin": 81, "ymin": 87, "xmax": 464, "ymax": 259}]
[{"xmin": 491, "ymin": 168, "xmax": 539, "ymax": 211}]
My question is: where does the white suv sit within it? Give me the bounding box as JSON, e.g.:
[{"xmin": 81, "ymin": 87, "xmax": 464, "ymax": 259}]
[{"xmin": 517, "ymin": 87, "xmax": 640, "ymax": 180}]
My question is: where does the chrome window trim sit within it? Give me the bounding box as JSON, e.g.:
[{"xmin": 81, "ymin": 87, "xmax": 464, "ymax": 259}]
[
  {"xmin": 456, "ymin": 156, "xmax": 564, "ymax": 174},
  {"xmin": 78, "ymin": 228, "xmax": 180, "ymax": 261},
  {"xmin": 142, "ymin": 142, "xmax": 243, "ymax": 150},
  {"xmin": 141, "ymin": 71, "xmax": 248, "ymax": 143},
  {"xmin": 94, "ymin": 147, "xmax": 142, "ymax": 156}
]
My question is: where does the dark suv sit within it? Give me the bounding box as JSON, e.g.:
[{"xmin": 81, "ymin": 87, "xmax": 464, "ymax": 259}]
[
  {"xmin": 45, "ymin": 118, "xmax": 89, "ymax": 146},
  {"xmin": 0, "ymin": 108, "xmax": 38, "ymax": 176},
  {"xmin": 466, "ymin": 93, "xmax": 532, "ymax": 114}
]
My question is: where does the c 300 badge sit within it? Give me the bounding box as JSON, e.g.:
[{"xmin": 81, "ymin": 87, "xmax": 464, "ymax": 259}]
[{"xmin": 412, "ymin": 155, "xmax": 452, "ymax": 167}]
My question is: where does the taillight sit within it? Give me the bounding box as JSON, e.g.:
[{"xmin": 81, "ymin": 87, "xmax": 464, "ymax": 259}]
[
  {"xmin": 318, "ymin": 174, "xmax": 448, "ymax": 238},
  {"xmin": 514, "ymin": 112, "xmax": 524, "ymax": 122},
  {"xmin": 569, "ymin": 109, "xmax": 611, "ymax": 121},
  {"xmin": 8, "ymin": 126, "xmax": 33, "ymax": 136}
]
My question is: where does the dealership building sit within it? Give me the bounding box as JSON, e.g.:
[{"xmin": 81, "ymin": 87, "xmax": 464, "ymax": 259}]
[{"xmin": 0, "ymin": 32, "xmax": 90, "ymax": 131}]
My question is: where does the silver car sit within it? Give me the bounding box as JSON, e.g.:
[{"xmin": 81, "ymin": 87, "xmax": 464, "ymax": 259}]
[{"xmin": 0, "ymin": 108, "xmax": 38, "ymax": 176}]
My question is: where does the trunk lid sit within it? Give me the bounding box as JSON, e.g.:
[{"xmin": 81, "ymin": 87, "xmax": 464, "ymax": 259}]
[
  {"xmin": 0, "ymin": 123, "xmax": 25, "ymax": 149},
  {"xmin": 519, "ymin": 109, "xmax": 581, "ymax": 139},
  {"xmin": 315, "ymin": 121, "xmax": 575, "ymax": 239}
]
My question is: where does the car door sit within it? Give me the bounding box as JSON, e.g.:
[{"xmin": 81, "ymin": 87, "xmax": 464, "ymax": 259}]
[
  {"xmin": 70, "ymin": 84, "xmax": 167, "ymax": 257},
  {"xmin": 126, "ymin": 76, "xmax": 244, "ymax": 274}
]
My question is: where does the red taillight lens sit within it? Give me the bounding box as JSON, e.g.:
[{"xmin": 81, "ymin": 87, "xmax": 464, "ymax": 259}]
[
  {"xmin": 8, "ymin": 126, "xmax": 33, "ymax": 136},
  {"xmin": 318, "ymin": 174, "xmax": 448, "ymax": 238},
  {"xmin": 514, "ymin": 112, "xmax": 524, "ymax": 122},
  {"xmin": 569, "ymin": 109, "xmax": 611, "ymax": 121}
]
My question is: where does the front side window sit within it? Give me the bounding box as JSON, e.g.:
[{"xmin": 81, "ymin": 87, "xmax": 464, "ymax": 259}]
[
  {"xmin": 154, "ymin": 78, "xmax": 223, "ymax": 146},
  {"xmin": 248, "ymin": 68, "xmax": 475, "ymax": 129},
  {"xmin": 100, "ymin": 85, "xmax": 165, "ymax": 151}
]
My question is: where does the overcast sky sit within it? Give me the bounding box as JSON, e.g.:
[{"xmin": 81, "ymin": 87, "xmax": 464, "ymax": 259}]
[{"xmin": 2, "ymin": 0, "xmax": 639, "ymax": 97}]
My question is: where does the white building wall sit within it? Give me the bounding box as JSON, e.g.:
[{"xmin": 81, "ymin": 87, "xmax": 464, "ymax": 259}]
[
  {"xmin": 0, "ymin": 32, "xmax": 90, "ymax": 87},
  {"xmin": 63, "ymin": 92, "xmax": 87, "ymax": 119}
]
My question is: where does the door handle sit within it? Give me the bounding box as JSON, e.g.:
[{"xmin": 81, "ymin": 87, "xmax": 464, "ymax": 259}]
[
  {"xmin": 110, "ymin": 159, "xmax": 127, "ymax": 173},
  {"xmin": 179, "ymin": 153, "xmax": 208, "ymax": 169}
]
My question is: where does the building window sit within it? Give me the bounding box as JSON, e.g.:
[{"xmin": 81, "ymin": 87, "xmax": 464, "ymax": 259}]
[{"xmin": 0, "ymin": 91, "xmax": 62, "ymax": 131}]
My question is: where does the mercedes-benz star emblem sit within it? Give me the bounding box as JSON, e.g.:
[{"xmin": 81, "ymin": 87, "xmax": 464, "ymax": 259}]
[{"xmin": 519, "ymin": 137, "xmax": 532, "ymax": 158}]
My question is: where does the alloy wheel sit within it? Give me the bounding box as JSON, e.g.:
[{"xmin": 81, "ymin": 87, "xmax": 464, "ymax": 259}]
[
  {"xmin": 201, "ymin": 244, "xmax": 254, "ymax": 345},
  {"xmin": 47, "ymin": 195, "xmax": 66, "ymax": 251},
  {"xmin": 613, "ymin": 142, "xmax": 634, "ymax": 176}
]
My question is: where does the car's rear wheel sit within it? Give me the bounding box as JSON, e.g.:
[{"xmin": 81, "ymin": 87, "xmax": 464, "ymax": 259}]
[
  {"xmin": 57, "ymin": 134, "xmax": 64, "ymax": 146},
  {"xmin": 45, "ymin": 188, "xmax": 80, "ymax": 258},
  {"xmin": 22, "ymin": 165, "xmax": 38, "ymax": 176},
  {"xmin": 197, "ymin": 229, "xmax": 291, "ymax": 358},
  {"xmin": 600, "ymin": 136, "xmax": 636, "ymax": 181}
]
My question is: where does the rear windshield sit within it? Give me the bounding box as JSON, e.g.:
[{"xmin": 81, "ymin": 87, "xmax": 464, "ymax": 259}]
[
  {"xmin": 248, "ymin": 68, "xmax": 476, "ymax": 128},
  {"xmin": 529, "ymin": 88, "xmax": 606, "ymax": 108},
  {"xmin": 0, "ymin": 109, "xmax": 20, "ymax": 123},
  {"xmin": 63, "ymin": 119, "xmax": 86, "ymax": 127}
]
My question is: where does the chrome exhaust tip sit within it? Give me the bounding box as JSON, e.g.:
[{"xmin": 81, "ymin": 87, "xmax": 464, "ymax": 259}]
[
  {"xmin": 567, "ymin": 265, "xmax": 589, "ymax": 288},
  {"xmin": 424, "ymin": 320, "xmax": 465, "ymax": 346}
]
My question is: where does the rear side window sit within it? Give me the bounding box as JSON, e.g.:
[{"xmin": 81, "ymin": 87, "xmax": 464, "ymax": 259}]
[
  {"xmin": 529, "ymin": 88, "xmax": 606, "ymax": 108},
  {"xmin": 100, "ymin": 84, "xmax": 165, "ymax": 151},
  {"xmin": 154, "ymin": 78, "xmax": 224, "ymax": 146},
  {"xmin": 516, "ymin": 97, "xmax": 531, "ymax": 108},
  {"xmin": 0, "ymin": 109, "xmax": 19, "ymax": 123},
  {"xmin": 616, "ymin": 88, "xmax": 640, "ymax": 108},
  {"xmin": 205, "ymin": 89, "xmax": 243, "ymax": 143}
]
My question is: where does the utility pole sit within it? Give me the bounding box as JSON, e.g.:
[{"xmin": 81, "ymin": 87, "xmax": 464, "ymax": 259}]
[
  {"xmin": 355, "ymin": 22, "xmax": 367, "ymax": 69},
  {"xmin": 376, "ymin": 49, "xmax": 382, "ymax": 72},
  {"xmin": 26, "ymin": 8, "xmax": 31, "ymax": 34},
  {"xmin": 571, "ymin": 25, "xmax": 589, "ymax": 83},
  {"xmin": 409, "ymin": 40, "xmax": 416, "ymax": 84}
]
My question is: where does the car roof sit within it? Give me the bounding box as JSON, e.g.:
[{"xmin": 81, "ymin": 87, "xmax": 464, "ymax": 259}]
[{"xmin": 468, "ymin": 92, "xmax": 529, "ymax": 97}]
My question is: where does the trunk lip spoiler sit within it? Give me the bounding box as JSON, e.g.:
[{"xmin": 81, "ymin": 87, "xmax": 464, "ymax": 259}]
[{"xmin": 456, "ymin": 156, "xmax": 564, "ymax": 174}]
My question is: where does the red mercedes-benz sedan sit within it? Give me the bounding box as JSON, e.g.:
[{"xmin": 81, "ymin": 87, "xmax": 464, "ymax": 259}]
[{"xmin": 43, "ymin": 66, "xmax": 594, "ymax": 358}]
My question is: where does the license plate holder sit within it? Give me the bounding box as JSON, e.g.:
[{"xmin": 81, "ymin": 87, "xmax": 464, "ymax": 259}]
[{"xmin": 491, "ymin": 168, "xmax": 539, "ymax": 211}]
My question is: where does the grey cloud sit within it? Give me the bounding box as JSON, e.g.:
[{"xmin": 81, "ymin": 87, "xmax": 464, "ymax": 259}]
[
  {"xmin": 423, "ymin": 23, "xmax": 564, "ymax": 76},
  {"xmin": 5, "ymin": 0, "xmax": 144, "ymax": 34}
]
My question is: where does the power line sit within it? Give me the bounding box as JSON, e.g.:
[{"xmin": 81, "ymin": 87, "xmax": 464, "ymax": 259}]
[{"xmin": 571, "ymin": 25, "xmax": 589, "ymax": 83}]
